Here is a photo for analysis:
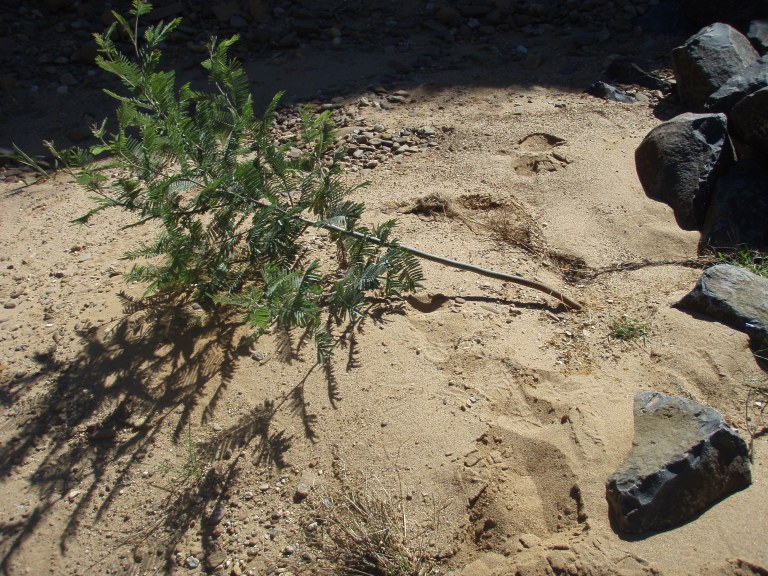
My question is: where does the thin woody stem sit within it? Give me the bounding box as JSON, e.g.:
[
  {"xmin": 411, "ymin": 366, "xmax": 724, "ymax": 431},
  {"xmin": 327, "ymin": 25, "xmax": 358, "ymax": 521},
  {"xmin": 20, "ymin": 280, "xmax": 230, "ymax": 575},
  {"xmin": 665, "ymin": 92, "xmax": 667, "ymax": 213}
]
[{"xmin": 307, "ymin": 218, "xmax": 583, "ymax": 311}]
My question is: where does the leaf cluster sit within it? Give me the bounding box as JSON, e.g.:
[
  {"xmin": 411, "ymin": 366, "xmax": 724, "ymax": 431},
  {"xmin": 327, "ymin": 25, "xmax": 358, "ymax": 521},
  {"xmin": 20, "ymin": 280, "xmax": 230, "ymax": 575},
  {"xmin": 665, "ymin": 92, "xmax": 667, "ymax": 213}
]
[{"xmin": 49, "ymin": 0, "xmax": 423, "ymax": 363}]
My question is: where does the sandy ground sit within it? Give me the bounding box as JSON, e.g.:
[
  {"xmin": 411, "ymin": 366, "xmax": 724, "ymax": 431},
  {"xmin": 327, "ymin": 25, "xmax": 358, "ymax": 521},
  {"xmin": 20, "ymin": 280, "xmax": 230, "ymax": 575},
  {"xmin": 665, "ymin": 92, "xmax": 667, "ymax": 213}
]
[{"xmin": 2, "ymin": 10, "xmax": 768, "ymax": 576}]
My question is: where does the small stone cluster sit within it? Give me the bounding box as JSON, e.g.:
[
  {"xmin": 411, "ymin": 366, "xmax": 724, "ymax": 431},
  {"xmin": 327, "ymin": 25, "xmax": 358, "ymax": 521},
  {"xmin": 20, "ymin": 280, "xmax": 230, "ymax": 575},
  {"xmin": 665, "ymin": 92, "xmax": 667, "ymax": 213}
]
[
  {"xmin": 337, "ymin": 122, "xmax": 441, "ymax": 173},
  {"xmin": 163, "ymin": 468, "xmax": 324, "ymax": 575},
  {"xmin": 271, "ymin": 90, "xmax": 446, "ymax": 173},
  {"xmin": 635, "ymin": 19, "xmax": 768, "ymax": 252}
]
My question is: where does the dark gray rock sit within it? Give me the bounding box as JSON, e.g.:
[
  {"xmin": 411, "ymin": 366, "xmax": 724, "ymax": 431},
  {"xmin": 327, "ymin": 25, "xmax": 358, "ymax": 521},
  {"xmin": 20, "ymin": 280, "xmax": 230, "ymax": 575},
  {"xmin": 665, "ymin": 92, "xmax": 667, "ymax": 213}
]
[
  {"xmin": 731, "ymin": 87, "xmax": 768, "ymax": 152},
  {"xmin": 435, "ymin": 6, "xmax": 462, "ymax": 26},
  {"xmin": 293, "ymin": 469, "xmax": 320, "ymax": 503},
  {"xmin": 606, "ymin": 391, "xmax": 751, "ymax": 534},
  {"xmin": 672, "ymin": 23, "xmax": 759, "ymax": 110},
  {"xmin": 635, "ymin": 112, "xmax": 734, "ymax": 231},
  {"xmin": 456, "ymin": 3, "xmax": 494, "ymax": 18},
  {"xmin": 677, "ymin": 263, "xmax": 768, "ymax": 349},
  {"xmin": 748, "ymin": 19, "xmax": 768, "ymax": 54},
  {"xmin": 587, "ymin": 81, "xmax": 637, "ymax": 103},
  {"xmin": 705, "ymin": 54, "xmax": 768, "ymax": 113},
  {"xmin": 700, "ymin": 160, "xmax": 768, "ymax": 251}
]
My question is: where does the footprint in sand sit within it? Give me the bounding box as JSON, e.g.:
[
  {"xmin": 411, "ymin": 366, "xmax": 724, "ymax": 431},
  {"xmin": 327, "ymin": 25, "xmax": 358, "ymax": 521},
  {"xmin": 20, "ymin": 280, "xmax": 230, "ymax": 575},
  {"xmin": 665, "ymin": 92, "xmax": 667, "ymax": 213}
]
[
  {"xmin": 512, "ymin": 132, "xmax": 571, "ymax": 176},
  {"xmin": 458, "ymin": 425, "xmax": 586, "ymax": 550}
]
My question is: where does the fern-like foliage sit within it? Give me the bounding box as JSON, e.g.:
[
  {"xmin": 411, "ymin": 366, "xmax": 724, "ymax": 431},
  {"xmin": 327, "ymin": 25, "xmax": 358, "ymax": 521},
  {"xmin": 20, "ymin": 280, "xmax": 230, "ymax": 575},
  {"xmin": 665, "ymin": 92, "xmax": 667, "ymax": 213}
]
[{"xmin": 49, "ymin": 0, "xmax": 422, "ymax": 364}]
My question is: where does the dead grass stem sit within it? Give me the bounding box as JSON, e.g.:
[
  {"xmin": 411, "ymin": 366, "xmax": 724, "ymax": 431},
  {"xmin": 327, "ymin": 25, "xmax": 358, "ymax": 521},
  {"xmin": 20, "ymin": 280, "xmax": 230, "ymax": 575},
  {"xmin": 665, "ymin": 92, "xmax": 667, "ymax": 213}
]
[{"xmin": 305, "ymin": 475, "xmax": 440, "ymax": 576}]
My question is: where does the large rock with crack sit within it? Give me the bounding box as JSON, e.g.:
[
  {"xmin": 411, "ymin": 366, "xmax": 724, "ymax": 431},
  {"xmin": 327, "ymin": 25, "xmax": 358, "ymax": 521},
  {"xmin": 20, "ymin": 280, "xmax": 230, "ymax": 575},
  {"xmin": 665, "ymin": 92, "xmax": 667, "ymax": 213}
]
[
  {"xmin": 672, "ymin": 23, "xmax": 759, "ymax": 110},
  {"xmin": 606, "ymin": 391, "xmax": 751, "ymax": 534},
  {"xmin": 677, "ymin": 263, "xmax": 768, "ymax": 350},
  {"xmin": 635, "ymin": 112, "xmax": 733, "ymax": 231},
  {"xmin": 706, "ymin": 54, "xmax": 768, "ymax": 113}
]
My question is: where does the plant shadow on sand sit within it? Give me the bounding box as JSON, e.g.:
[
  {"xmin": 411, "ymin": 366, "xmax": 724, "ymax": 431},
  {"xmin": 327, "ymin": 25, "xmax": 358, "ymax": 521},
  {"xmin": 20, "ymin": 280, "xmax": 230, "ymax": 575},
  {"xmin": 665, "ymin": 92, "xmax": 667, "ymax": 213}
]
[
  {"xmin": 0, "ymin": 290, "xmax": 340, "ymax": 573},
  {"xmin": 0, "ymin": 283, "xmax": 568, "ymax": 573}
]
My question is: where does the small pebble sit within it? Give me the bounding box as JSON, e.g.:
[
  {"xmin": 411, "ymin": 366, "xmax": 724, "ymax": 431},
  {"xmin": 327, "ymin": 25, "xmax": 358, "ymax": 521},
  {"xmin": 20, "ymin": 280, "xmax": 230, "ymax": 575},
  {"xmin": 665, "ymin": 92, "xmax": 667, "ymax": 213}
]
[
  {"xmin": 206, "ymin": 550, "xmax": 227, "ymax": 569},
  {"xmin": 209, "ymin": 504, "xmax": 226, "ymax": 525},
  {"xmin": 294, "ymin": 484, "xmax": 310, "ymax": 502}
]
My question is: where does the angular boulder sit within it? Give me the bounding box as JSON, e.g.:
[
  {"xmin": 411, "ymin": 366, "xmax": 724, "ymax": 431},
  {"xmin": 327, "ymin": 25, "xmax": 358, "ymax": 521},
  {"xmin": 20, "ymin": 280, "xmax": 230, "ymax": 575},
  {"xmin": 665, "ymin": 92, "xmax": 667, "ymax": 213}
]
[
  {"xmin": 730, "ymin": 86, "xmax": 768, "ymax": 152},
  {"xmin": 635, "ymin": 112, "xmax": 734, "ymax": 231},
  {"xmin": 672, "ymin": 23, "xmax": 759, "ymax": 110},
  {"xmin": 587, "ymin": 81, "xmax": 637, "ymax": 103},
  {"xmin": 677, "ymin": 263, "xmax": 768, "ymax": 350},
  {"xmin": 705, "ymin": 54, "xmax": 768, "ymax": 113},
  {"xmin": 606, "ymin": 391, "xmax": 751, "ymax": 534}
]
